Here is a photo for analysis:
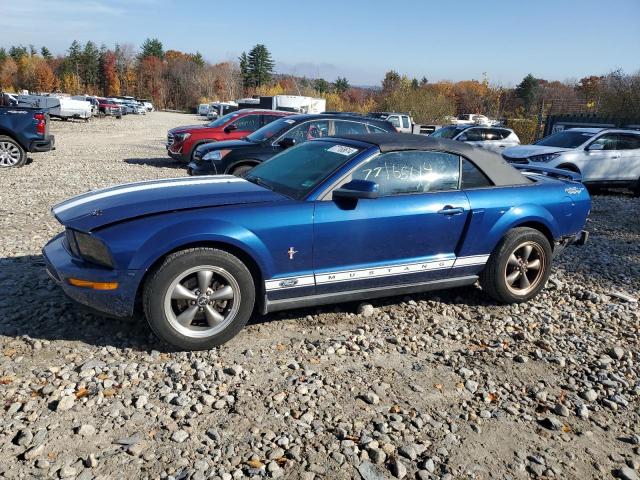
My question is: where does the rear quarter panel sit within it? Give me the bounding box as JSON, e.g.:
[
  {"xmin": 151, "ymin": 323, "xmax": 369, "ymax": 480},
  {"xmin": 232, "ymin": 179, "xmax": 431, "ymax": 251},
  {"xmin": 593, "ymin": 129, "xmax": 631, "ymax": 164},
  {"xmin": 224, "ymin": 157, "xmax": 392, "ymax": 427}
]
[{"xmin": 460, "ymin": 177, "xmax": 590, "ymax": 257}]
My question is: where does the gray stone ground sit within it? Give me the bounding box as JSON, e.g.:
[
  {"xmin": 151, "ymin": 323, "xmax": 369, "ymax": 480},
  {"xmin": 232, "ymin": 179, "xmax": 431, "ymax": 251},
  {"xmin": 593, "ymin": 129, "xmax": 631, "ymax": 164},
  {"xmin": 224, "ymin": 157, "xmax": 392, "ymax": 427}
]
[{"xmin": 0, "ymin": 112, "xmax": 639, "ymax": 480}]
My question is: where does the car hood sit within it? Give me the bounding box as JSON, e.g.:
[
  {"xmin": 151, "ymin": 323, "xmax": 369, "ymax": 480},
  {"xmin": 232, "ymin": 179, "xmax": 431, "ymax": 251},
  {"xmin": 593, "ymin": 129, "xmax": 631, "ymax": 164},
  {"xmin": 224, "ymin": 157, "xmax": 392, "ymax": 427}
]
[
  {"xmin": 503, "ymin": 145, "xmax": 571, "ymax": 158},
  {"xmin": 52, "ymin": 175, "xmax": 287, "ymax": 231},
  {"xmin": 169, "ymin": 125, "xmax": 214, "ymax": 134},
  {"xmin": 196, "ymin": 139, "xmax": 256, "ymax": 155}
]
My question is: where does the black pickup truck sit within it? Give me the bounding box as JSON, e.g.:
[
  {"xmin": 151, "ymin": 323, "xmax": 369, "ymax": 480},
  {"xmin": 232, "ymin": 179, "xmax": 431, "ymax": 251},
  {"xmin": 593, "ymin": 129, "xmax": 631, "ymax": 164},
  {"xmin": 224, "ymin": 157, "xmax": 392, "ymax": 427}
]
[{"xmin": 0, "ymin": 105, "xmax": 55, "ymax": 168}]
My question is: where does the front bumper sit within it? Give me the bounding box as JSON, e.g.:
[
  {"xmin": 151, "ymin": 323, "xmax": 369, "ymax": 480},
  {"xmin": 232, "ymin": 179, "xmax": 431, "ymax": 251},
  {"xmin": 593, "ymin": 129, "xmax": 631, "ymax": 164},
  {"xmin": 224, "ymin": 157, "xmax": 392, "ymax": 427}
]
[
  {"xmin": 42, "ymin": 233, "xmax": 140, "ymax": 318},
  {"xmin": 187, "ymin": 160, "xmax": 218, "ymax": 176},
  {"xmin": 29, "ymin": 135, "xmax": 55, "ymax": 152}
]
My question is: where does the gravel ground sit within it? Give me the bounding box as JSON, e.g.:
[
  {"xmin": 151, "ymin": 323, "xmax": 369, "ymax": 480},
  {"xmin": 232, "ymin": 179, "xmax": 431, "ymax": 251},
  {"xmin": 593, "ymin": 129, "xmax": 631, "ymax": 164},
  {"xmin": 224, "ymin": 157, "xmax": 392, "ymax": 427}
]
[{"xmin": 1, "ymin": 112, "xmax": 639, "ymax": 480}]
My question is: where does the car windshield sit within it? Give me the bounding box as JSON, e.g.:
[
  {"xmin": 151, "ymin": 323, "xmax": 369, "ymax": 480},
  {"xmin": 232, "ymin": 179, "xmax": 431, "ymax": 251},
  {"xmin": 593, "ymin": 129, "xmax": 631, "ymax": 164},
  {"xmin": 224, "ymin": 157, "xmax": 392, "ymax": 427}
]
[
  {"xmin": 245, "ymin": 140, "xmax": 363, "ymax": 200},
  {"xmin": 430, "ymin": 126, "xmax": 465, "ymax": 139},
  {"xmin": 207, "ymin": 111, "xmax": 240, "ymax": 128},
  {"xmin": 245, "ymin": 117, "xmax": 294, "ymax": 142},
  {"xmin": 534, "ymin": 130, "xmax": 596, "ymax": 148}
]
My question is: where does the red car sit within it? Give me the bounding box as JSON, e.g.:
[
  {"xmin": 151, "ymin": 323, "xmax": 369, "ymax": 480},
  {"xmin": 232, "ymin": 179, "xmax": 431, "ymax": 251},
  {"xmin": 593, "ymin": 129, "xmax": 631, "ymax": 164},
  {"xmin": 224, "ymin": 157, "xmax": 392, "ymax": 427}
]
[
  {"xmin": 97, "ymin": 98, "xmax": 122, "ymax": 118},
  {"xmin": 166, "ymin": 109, "xmax": 292, "ymax": 162}
]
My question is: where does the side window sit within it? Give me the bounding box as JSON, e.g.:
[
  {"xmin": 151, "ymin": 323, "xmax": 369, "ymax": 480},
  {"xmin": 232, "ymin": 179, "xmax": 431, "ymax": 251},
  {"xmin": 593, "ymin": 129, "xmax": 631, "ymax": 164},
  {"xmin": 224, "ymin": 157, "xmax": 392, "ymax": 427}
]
[
  {"xmin": 351, "ymin": 151, "xmax": 460, "ymax": 196},
  {"xmin": 232, "ymin": 114, "xmax": 261, "ymax": 131},
  {"xmin": 401, "ymin": 116, "xmax": 411, "ymax": 129},
  {"xmin": 280, "ymin": 120, "xmax": 330, "ymax": 143},
  {"xmin": 462, "ymin": 128, "xmax": 483, "ymax": 141},
  {"xmin": 483, "ymin": 129, "xmax": 501, "ymax": 141},
  {"xmin": 334, "ymin": 120, "xmax": 368, "ymax": 135},
  {"xmin": 367, "ymin": 124, "xmax": 389, "ymax": 133},
  {"xmin": 589, "ymin": 133, "xmax": 618, "ymax": 150},
  {"xmin": 461, "ymin": 158, "xmax": 492, "ymax": 189},
  {"xmin": 616, "ymin": 134, "xmax": 640, "ymax": 150},
  {"xmin": 386, "ymin": 116, "xmax": 401, "ymax": 128},
  {"xmin": 498, "ymin": 129, "xmax": 513, "ymax": 139}
]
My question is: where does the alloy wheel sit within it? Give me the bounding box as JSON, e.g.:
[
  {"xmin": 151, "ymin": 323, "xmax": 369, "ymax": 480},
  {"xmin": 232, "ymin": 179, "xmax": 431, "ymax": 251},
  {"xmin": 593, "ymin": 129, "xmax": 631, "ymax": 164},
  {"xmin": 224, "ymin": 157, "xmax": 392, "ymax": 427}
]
[
  {"xmin": 164, "ymin": 265, "xmax": 240, "ymax": 338},
  {"xmin": 504, "ymin": 241, "xmax": 546, "ymax": 295},
  {"xmin": 0, "ymin": 142, "xmax": 21, "ymax": 167}
]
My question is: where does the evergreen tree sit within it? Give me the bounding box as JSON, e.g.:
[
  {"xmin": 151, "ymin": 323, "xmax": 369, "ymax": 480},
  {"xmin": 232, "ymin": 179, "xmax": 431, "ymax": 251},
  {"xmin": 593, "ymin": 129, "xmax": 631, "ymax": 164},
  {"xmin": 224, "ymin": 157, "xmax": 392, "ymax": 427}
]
[
  {"xmin": 82, "ymin": 41, "xmax": 101, "ymax": 91},
  {"xmin": 420, "ymin": 76, "xmax": 428, "ymax": 86},
  {"xmin": 238, "ymin": 51, "xmax": 250, "ymax": 89},
  {"xmin": 334, "ymin": 76, "xmax": 350, "ymax": 94},
  {"xmin": 243, "ymin": 44, "xmax": 274, "ymax": 88},
  {"xmin": 411, "ymin": 78, "xmax": 419, "ymax": 89},
  {"xmin": 515, "ymin": 73, "xmax": 540, "ymax": 114},
  {"xmin": 40, "ymin": 46, "xmax": 53, "ymax": 60},
  {"xmin": 0, "ymin": 48, "xmax": 7, "ymax": 63},
  {"xmin": 191, "ymin": 52, "xmax": 205, "ymax": 67},
  {"xmin": 9, "ymin": 45, "xmax": 28, "ymax": 60},
  {"xmin": 139, "ymin": 38, "xmax": 164, "ymax": 59},
  {"xmin": 313, "ymin": 78, "xmax": 330, "ymax": 94},
  {"xmin": 29, "ymin": 44, "xmax": 37, "ymax": 56}
]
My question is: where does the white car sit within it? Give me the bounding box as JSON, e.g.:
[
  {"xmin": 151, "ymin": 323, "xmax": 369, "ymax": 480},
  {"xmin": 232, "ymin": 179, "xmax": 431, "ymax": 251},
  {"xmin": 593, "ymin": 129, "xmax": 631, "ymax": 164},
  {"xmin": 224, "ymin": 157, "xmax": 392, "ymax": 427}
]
[
  {"xmin": 454, "ymin": 114, "xmax": 492, "ymax": 126},
  {"xmin": 430, "ymin": 125, "xmax": 520, "ymax": 153},
  {"xmin": 198, "ymin": 103, "xmax": 211, "ymax": 116},
  {"xmin": 368, "ymin": 112, "xmax": 413, "ymax": 133},
  {"xmin": 503, "ymin": 128, "xmax": 640, "ymax": 194}
]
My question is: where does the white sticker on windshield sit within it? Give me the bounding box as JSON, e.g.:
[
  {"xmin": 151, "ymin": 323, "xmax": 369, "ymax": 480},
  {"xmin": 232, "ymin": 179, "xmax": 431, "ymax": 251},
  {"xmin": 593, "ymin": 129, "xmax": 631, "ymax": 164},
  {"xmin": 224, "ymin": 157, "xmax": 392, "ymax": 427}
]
[
  {"xmin": 327, "ymin": 145, "xmax": 358, "ymax": 156},
  {"xmin": 284, "ymin": 119, "xmax": 296, "ymax": 124}
]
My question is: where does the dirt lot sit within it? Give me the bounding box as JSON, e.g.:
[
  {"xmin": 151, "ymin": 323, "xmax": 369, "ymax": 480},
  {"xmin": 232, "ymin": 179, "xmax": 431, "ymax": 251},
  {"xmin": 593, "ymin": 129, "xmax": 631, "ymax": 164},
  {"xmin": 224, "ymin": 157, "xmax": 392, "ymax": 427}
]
[{"xmin": 0, "ymin": 112, "xmax": 639, "ymax": 480}]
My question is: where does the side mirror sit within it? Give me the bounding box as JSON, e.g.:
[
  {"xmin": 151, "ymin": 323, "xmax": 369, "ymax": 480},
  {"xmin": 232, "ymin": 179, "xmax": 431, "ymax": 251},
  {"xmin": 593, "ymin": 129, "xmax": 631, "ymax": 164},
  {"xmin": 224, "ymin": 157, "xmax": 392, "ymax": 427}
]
[
  {"xmin": 224, "ymin": 124, "xmax": 238, "ymax": 134},
  {"xmin": 333, "ymin": 180, "xmax": 379, "ymax": 200},
  {"xmin": 278, "ymin": 137, "xmax": 296, "ymax": 149},
  {"xmin": 587, "ymin": 143, "xmax": 604, "ymax": 151}
]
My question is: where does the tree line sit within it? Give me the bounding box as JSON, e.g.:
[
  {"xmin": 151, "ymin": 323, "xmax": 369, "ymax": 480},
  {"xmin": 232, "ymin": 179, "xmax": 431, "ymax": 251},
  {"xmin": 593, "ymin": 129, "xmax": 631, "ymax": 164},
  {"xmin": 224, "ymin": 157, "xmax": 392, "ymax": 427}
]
[{"xmin": 0, "ymin": 39, "xmax": 637, "ymax": 129}]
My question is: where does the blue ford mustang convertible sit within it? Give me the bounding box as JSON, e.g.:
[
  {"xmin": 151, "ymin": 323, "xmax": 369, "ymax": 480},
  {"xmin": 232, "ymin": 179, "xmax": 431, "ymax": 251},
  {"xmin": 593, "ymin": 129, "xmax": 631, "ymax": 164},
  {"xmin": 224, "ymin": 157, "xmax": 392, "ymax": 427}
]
[{"xmin": 43, "ymin": 134, "xmax": 590, "ymax": 350}]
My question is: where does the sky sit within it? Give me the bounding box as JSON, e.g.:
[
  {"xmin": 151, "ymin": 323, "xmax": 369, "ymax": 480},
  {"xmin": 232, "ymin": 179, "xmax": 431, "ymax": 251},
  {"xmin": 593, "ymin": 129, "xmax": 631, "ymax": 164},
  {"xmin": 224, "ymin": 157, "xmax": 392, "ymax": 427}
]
[{"xmin": 1, "ymin": 0, "xmax": 639, "ymax": 87}]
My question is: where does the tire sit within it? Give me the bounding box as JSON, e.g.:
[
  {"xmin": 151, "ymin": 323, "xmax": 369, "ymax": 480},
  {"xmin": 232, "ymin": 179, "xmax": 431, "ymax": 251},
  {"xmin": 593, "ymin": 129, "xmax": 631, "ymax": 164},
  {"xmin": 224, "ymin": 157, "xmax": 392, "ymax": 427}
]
[
  {"xmin": 479, "ymin": 227, "xmax": 552, "ymax": 304},
  {"xmin": 230, "ymin": 164, "xmax": 254, "ymax": 177},
  {"xmin": 143, "ymin": 248, "xmax": 255, "ymax": 350},
  {"xmin": 190, "ymin": 142, "xmax": 214, "ymax": 162},
  {"xmin": 633, "ymin": 178, "xmax": 640, "ymax": 197},
  {"xmin": 0, "ymin": 135, "xmax": 27, "ymax": 168}
]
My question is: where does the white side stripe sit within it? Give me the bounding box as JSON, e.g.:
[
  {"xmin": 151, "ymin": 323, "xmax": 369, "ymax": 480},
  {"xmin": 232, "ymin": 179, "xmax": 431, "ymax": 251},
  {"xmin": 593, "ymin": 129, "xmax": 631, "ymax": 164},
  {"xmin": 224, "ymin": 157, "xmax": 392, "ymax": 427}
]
[
  {"xmin": 52, "ymin": 176, "xmax": 245, "ymax": 214},
  {"xmin": 265, "ymin": 255, "xmax": 489, "ymax": 291}
]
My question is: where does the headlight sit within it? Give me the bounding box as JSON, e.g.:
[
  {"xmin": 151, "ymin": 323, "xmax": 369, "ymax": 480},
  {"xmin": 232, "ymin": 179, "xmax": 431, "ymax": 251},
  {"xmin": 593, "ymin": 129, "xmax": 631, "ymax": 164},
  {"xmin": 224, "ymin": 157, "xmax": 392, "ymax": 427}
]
[
  {"xmin": 67, "ymin": 230, "xmax": 114, "ymax": 268},
  {"xmin": 529, "ymin": 153, "xmax": 561, "ymax": 163},
  {"xmin": 173, "ymin": 132, "xmax": 191, "ymax": 142},
  {"xmin": 203, "ymin": 149, "xmax": 231, "ymax": 162}
]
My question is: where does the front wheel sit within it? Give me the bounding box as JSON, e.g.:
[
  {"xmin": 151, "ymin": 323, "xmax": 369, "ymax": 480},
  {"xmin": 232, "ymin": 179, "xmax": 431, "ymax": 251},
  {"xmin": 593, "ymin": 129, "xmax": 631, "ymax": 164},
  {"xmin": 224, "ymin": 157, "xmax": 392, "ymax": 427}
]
[
  {"xmin": 143, "ymin": 248, "xmax": 255, "ymax": 350},
  {"xmin": 231, "ymin": 164, "xmax": 254, "ymax": 177},
  {"xmin": 480, "ymin": 227, "xmax": 552, "ymax": 303}
]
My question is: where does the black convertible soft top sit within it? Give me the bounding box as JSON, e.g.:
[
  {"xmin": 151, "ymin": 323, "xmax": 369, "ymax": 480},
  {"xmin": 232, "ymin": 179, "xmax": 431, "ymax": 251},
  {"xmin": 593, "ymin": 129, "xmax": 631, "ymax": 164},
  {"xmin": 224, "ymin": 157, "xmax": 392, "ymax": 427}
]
[{"xmin": 329, "ymin": 133, "xmax": 531, "ymax": 187}]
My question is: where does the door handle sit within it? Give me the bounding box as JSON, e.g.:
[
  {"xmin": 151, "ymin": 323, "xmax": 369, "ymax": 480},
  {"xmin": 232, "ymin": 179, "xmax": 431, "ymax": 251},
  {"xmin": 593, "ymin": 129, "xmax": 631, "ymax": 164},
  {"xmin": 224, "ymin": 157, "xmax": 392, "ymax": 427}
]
[
  {"xmin": 437, "ymin": 205, "xmax": 465, "ymax": 215},
  {"xmin": 611, "ymin": 155, "xmax": 620, "ymax": 159}
]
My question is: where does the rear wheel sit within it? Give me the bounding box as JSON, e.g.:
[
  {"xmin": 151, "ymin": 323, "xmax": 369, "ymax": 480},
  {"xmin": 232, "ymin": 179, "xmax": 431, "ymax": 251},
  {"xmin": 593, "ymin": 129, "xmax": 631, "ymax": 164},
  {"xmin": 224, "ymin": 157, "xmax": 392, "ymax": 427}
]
[
  {"xmin": 231, "ymin": 164, "xmax": 254, "ymax": 177},
  {"xmin": 633, "ymin": 177, "xmax": 640, "ymax": 197},
  {"xmin": 143, "ymin": 248, "xmax": 255, "ymax": 350},
  {"xmin": 480, "ymin": 227, "xmax": 552, "ymax": 303},
  {"xmin": 0, "ymin": 136, "xmax": 27, "ymax": 168}
]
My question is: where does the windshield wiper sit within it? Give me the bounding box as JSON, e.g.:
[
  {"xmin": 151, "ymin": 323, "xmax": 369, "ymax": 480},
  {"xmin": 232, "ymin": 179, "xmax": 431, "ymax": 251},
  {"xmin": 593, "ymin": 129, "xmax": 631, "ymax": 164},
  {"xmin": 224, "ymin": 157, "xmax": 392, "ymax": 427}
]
[{"xmin": 246, "ymin": 176, "xmax": 274, "ymax": 191}]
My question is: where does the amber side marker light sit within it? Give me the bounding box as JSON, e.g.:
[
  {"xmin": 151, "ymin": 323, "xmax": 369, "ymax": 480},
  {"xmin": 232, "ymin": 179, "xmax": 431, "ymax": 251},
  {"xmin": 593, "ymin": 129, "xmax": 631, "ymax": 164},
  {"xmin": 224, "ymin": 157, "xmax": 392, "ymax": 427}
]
[{"xmin": 68, "ymin": 278, "xmax": 119, "ymax": 290}]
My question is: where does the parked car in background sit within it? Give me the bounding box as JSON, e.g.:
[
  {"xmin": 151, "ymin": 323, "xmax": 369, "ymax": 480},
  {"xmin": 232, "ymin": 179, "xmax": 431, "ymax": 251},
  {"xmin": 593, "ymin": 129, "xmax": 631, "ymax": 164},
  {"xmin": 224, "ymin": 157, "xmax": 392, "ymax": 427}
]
[
  {"xmin": 140, "ymin": 100, "xmax": 154, "ymax": 112},
  {"xmin": 0, "ymin": 105, "xmax": 55, "ymax": 167},
  {"xmin": 430, "ymin": 125, "xmax": 520, "ymax": 153},
  {"xmin": 502, "ymin": 128, "xmax": 640, "ymax": 195},
  {"xmin": 166, "ymin": 109, "xmax": 291, "ymax": 163},
  {"xmin": 454, "ymin": 114, "xmax": 493, "ymax": 126},
  {"xmin": 71, "ymin": 95, "xmax": 99, "ymax": 115},
  {"xmin": 188, "ymin": 113, "xmax": 396, "ymax": 177},
  {"xmin": 97, "ymin": 98, "xmax": 122, "ymax": 118},
  {"xmin": 206, "ymin": 102, "xmax": 238, "ymax": 120},
  {"xmin": 198, "ymin": 103, "xmax": 211, "ymax": 116},
  {"xmin": 368, "ymin": 112, "xmax": 413, "ymax": 133},
  {"xmin": 43, "ymin": 133, "xmax": 589, "ymax": 350}
]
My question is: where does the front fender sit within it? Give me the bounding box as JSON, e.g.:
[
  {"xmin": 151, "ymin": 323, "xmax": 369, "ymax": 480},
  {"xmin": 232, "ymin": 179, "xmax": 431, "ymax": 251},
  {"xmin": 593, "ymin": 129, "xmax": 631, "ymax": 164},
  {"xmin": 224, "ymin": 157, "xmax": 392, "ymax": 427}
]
[{"xmin": 130, "ymin": 218, "xmax": 273, "ymax": 275}]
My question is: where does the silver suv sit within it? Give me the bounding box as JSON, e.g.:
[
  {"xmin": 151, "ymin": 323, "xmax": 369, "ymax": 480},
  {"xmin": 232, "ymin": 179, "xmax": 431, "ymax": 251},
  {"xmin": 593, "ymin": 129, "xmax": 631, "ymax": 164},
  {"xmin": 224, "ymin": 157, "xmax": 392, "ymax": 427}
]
[
  {"xmin": 502, "ymin": 128, "xmax": 640, "ymax": 195},
  {"xmin": 430, "ymin": 125, "xmax": 520, "ymax": 153}
]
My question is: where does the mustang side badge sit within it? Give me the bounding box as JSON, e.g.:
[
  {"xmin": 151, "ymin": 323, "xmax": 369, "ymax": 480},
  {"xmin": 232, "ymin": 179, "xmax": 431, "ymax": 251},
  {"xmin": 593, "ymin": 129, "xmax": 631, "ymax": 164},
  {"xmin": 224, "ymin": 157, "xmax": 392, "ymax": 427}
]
[
  {"xmin": 565, "ymin": 187, "xmax": 584, "ymax": 195},
  {"xmin": 288, "ymin": 247, "xmax": 298, "ymax": 260}
]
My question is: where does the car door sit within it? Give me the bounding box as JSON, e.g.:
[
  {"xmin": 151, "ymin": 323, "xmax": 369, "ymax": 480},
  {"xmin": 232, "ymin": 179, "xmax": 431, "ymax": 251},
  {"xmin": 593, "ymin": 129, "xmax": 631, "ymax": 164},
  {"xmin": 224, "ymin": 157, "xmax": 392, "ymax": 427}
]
[
  {"xmin": 226, "ymin": 114, "xmax": 261, "ymax": 140},
  {"xmin": 613, "ymin": 133, "xmax": 640, "ymax": 182},
  {"xmin": 581, "ymin": 133, "xmax": 622, "ymax": 181},
  {"xmin": 313, "ymin": 150, "xmax": 470, "ymax": 295}
]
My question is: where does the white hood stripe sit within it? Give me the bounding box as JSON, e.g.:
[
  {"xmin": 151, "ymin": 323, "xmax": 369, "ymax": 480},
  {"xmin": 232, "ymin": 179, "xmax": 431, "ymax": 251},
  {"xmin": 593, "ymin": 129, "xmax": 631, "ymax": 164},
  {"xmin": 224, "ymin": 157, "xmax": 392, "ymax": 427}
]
[{"xmin": 52, "ymin": 177, "xmax": 245, "ymax": 215}]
